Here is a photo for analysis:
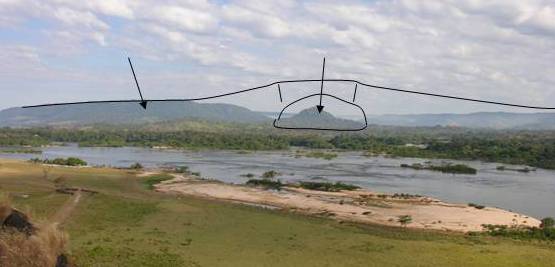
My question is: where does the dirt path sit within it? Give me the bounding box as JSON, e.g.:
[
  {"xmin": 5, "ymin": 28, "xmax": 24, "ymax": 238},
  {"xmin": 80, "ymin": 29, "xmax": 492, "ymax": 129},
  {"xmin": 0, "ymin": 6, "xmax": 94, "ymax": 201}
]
[
  {"xmin": 155, "ymin": 174, "xmax": 540, "ymax": 232},
  {"xmin": 50, "ymin": 190, "xmax": 82, "ymax": 225}
]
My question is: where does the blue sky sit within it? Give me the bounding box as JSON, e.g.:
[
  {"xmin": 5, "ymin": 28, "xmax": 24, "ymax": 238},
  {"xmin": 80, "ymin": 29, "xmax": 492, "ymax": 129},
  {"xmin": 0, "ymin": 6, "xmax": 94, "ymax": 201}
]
[{"xmin": 1, "ymin": 0, "xmax": 554, "ymax": 114}]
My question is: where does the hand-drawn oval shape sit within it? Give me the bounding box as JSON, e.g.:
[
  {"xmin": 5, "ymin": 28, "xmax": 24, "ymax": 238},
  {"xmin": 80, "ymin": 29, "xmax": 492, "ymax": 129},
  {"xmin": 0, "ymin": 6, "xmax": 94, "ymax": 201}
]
[{"xmin": 273, "ymin": 93, "xmax": 367, "ymax": 131}]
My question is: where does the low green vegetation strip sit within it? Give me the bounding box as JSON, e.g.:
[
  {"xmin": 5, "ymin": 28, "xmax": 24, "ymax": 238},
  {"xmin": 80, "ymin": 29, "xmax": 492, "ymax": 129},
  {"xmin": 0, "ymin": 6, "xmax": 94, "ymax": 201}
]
[
  {"xmin": 481, "ymin": 217, "xmax": 555, "ymax": 241},
  {"xmin": 401, "ymin": 163, "xmax": 477, "ymax": 174},
  {"xmin": 298, "ymin": 181, "xmax": 360, "ymax": 192},
  {"xmin": 29, "ymin": 157, "xmax": 87, "ymax": 166},
  {"xmin": 0, "ymin": 148, "xmax": 42, "ymax": 154},
  {"xmin": 496, "ymin": 166, "xmax": 536, "ymax": 173}
]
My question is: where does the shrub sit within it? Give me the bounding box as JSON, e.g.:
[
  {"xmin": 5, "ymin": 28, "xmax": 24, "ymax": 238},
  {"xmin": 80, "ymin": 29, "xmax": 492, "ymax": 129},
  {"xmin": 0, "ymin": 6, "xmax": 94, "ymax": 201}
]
[
  {"xmin": 262, "ymin": 170, "xmax": 279, "ymax": 179},
  {"xmin": 398, "ymin": 215, "xmax": 412, "ymax": 227},
  {"xmin": 468, "ymin": 203, "xmax": 485, "ymax": 209},
  {"xmin": 246, "ymin": 179, "xmax": 283, "ymax": 190},
  {"xmin": 129, "ymin": 162, "xmax": 143, "ymax": 170},
  {"xmin": 541, "ymin": 217, "xmax": 555, "ymax": 229},
  {"xmin": 65, "ymin": 157, "xmax": 87, "ymax": 166}
]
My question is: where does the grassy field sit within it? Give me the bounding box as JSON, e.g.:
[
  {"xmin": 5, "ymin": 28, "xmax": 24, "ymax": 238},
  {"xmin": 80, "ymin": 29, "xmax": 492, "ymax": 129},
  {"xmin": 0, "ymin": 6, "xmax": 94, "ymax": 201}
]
[{"xmin": 1, "ymin": 159, "xmax": 554, "ymax": 266}]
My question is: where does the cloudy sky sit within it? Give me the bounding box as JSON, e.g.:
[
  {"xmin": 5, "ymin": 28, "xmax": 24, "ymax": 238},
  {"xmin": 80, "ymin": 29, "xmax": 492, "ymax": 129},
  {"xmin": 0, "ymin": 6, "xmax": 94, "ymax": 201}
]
[{"xmin": 0, "ymin": 0, "xmax": 554, "ymax": 115}]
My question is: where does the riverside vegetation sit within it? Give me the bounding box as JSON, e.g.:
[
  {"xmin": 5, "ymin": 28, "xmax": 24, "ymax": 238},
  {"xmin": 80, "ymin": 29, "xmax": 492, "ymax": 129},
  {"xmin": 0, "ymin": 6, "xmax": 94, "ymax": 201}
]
[{"xmin": 2, "ymin": 124, "xmax": 555, "ymax": 169}]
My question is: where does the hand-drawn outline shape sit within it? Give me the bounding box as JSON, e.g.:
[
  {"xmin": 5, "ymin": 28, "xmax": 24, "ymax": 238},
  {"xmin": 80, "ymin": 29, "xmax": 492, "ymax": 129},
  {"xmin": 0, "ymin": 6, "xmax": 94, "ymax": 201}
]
[{"xmin": 273, "ymin": 93, "xmax": 368, "ymax": 131}]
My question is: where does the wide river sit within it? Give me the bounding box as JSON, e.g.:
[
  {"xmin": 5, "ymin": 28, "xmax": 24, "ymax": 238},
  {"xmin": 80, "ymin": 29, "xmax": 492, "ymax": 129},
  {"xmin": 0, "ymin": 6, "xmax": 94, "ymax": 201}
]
[{"xmin": 2, "ymin": 145, "xmax": 554, "ymax": 219}]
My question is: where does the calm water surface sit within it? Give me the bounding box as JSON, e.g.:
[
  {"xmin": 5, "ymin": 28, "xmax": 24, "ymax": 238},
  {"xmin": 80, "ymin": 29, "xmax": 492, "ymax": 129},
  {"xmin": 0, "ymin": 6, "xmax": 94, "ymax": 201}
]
[{"xmin": 2, "ymin": 145, "xmax": 554, "ymax": 218}]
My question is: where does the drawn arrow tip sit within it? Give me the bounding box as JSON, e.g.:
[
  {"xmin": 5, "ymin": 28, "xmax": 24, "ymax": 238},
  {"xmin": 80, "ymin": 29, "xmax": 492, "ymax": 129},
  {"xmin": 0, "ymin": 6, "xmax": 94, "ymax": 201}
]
[
  {"xmin": 140, "ymin": 101, "xmax": 148, "ymax": 110},
  {"xmin": 316, "ymin": 105, "xmax": 324, "ymax": 113}
]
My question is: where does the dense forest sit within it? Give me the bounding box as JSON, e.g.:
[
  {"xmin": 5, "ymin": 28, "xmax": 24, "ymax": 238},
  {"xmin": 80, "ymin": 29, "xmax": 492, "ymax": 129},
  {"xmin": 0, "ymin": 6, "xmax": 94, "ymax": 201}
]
[{"xmin": 1, "ymin": 124, "xmax": 555, "ymax": 169}]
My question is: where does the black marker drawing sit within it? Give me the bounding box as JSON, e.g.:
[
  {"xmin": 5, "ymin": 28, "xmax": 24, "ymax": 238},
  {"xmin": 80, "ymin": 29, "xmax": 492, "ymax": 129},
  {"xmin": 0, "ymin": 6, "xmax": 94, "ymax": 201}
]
[
  {"xmin": 22, "ymin": 57, "xmax": 555, "ymax": 131},
  {"xmin": 128, "ymin": 57, "xmax": 147, "ymax": 110}
]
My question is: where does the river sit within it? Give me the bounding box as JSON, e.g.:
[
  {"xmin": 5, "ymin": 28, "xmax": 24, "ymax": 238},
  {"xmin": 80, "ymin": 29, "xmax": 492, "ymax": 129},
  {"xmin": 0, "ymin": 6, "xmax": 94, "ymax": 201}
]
[{"xmin": 1, "ymin": 145, "xmax": 554, "ymax": 219}]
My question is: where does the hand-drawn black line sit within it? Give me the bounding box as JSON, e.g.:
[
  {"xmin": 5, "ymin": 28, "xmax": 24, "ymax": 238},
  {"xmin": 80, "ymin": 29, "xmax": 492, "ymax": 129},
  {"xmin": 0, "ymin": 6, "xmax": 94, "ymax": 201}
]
[
  {"xmin": 21, "ymin": 57, "xmax": 555, "ymax": 131},
  {"xmin": 128, "ymin": 57, "xmax": 147, "ymax": 110},
  {"xmin": 23, "ymin": 78, "xmax": 555, "ymax": 110},
  {"xmin": 273, "ymin": 93, "xmax": 367, "ymax": 131},
  {"xmin": 277, "ymin": 84, "xmax": 283, "ymax": 103}
]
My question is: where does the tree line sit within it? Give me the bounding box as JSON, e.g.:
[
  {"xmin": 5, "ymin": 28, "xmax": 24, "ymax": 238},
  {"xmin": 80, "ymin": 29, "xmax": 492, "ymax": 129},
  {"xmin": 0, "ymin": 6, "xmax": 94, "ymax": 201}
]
[{"xmin": 1, "ymin": 126, "xmax": 555, "ymax": 169}]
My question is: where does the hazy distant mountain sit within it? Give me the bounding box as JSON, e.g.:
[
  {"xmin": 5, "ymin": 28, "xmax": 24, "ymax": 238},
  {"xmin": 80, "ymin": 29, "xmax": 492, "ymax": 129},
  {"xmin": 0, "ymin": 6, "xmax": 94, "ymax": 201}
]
[
  {"xmin": 0, "ymin": 102, "xmax": 268, "ymax": 127},
  {"xmin": 2, "ymin": 101, "xmax": 555, "ymax": 130},
  {"xmin": 366, "ymin": 112, "xmax": 555, "ymax": 130},
  {"xmin": 274, "ymin": 107, "xmax": 365, "ymax": 130}
]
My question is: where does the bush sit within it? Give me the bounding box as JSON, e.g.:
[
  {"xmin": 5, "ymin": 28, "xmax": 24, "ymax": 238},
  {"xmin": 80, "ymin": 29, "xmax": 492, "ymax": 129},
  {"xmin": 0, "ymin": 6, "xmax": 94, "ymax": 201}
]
[
  {"xmin": 262, "ymin": 170, "xmax": 279, "ymax": 179},
  {"xmin": 246, "ymin": 179, "xmax": 283, "ymax": 190},
  {"xmin": 541, "ymin": 217, "xmax": 555, "ymax": 229},
  {"xmin": 129, "ymin": 163, "xmax": 143, "ymax": 170},
  {"xmin": 398, "ymin": 215, "xmax": 412, "ymax": 227},
  {"xmin": 298, "ymin": 181, "xmax": 360, "ymax": 192},
  {"xmin": 468, "ymin": 203, "xmax": 485, "ymax": 209}
]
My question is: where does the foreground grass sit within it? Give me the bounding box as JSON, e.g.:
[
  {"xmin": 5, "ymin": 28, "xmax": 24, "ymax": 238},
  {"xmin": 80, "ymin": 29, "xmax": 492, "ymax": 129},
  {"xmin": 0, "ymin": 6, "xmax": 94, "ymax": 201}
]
[{"xmin": 1, "ymin": 159, "xmax": 554, "ymax": 266}]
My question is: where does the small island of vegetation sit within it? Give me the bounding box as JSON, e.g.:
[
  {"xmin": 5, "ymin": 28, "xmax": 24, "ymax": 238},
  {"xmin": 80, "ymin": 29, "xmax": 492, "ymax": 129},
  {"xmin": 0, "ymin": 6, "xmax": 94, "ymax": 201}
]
[
  {"xmin": 401, "ymin": 162, "xmax": 477, "ymax": 174},
  {"xmin": 496, "ymin": 166, "xmax": 536, "ymax": 173}
]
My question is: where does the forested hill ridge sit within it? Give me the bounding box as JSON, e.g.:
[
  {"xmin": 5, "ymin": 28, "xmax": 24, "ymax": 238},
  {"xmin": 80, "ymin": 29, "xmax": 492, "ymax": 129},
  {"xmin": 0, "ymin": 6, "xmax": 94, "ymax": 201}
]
[
  {"xmin": 275, "ymin": 107, "xmax": 365, "ymax": 130},
  {"xmin": 0, "ymin": 102, "xmax": 268, "ymax": 127},
  {"xmin": 1, "ymin": 102, "xmax": 555, "ymax": 129}
]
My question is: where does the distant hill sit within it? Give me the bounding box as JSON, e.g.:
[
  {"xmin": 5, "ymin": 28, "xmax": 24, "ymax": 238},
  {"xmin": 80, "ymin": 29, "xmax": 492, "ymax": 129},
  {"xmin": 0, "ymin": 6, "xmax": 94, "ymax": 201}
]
[
  {"xmin": 366, "ymin": 112, "xmax": 555, "ymax": 130},
  {"xmin": 2, "ymin": 101, "xmax": 555, "ymax": 130},
  {"xmin": 274, "ymin": 107, "xmax": 365, "ymax": 130},
  {"xmin": 0, "ymin": 102, "xmax": 268, "ymax": 127}
]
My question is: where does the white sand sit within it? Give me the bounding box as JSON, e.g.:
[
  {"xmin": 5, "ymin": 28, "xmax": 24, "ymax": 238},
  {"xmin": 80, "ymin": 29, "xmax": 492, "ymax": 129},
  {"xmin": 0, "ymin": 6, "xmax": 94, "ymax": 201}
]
[{"xmin": 155, "ymin": 174, "xmax": 540, "ymax": 232}]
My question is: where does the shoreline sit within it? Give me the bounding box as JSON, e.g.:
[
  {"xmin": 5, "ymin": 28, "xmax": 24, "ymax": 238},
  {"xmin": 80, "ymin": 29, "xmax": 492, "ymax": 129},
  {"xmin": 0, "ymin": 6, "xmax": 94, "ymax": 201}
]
[{"xmin": 154, "ymin": 173, "xmax": 540, "ymax": 233}]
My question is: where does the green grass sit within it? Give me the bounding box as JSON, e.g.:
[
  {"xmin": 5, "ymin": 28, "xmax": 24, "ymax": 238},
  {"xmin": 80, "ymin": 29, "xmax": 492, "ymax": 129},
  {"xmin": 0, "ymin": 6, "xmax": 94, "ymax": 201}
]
[
  {"xmin": 1, "ymin": 159, "xmax": 555, "ymax": 266},
  {"xmin": 142, "ymin": 174, "xmax": 174, "ymax": 190}
]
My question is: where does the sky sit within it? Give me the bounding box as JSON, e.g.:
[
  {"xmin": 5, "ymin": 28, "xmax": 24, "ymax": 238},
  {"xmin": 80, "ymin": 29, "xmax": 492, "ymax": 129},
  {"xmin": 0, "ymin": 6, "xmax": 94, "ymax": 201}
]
[{"xmin": 0, "ymin": 0, "xmax": 554, "ymax": 115}]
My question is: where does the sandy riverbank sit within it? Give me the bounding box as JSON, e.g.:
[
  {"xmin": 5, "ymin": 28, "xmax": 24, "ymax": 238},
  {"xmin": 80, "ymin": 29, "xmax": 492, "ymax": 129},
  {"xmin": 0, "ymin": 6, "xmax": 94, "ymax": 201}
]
[{"xmin": 154, "ymin": 174, "xmax": 540, "ymax": 232}]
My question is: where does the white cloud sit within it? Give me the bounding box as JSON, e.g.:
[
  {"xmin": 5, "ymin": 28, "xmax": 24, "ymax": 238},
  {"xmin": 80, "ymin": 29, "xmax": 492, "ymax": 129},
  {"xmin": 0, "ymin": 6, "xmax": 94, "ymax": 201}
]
[
  {"xmin": 0, "ymin": 0, "xmax": 554, "ymax": 113},
  {"xmin": 149, "ymin": 5, "xmax": 218, "ymax": 33}
]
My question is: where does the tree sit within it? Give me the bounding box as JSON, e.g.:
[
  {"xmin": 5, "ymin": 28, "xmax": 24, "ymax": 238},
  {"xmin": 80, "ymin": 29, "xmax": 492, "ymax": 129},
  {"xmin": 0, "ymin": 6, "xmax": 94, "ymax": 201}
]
[
  {"xmin": 398, "ymin": 215, "xmax": 412, "ymax": 227},
  {"xmin": 541, "ymin": 217, "xmax": 555, "ymax": 229}
]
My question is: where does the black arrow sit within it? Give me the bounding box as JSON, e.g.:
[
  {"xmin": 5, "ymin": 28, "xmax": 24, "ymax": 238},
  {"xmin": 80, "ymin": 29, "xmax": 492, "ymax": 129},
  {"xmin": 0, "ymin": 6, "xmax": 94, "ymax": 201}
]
[
  {"xmin": 317, "ymin": 57, "xmax": 325, "ymax": 113},
  {"xmin": 128, "ymin": 57, "xmax": 147, "ymax": 110}
]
